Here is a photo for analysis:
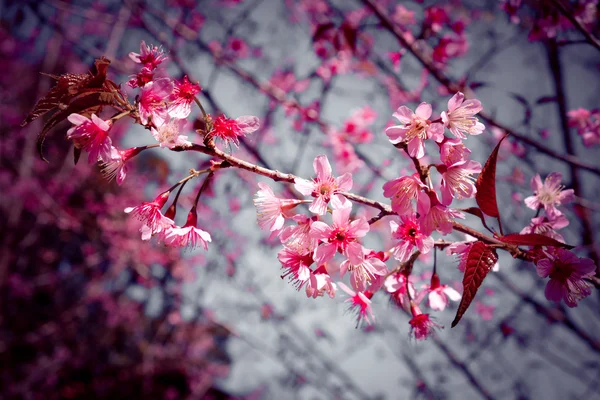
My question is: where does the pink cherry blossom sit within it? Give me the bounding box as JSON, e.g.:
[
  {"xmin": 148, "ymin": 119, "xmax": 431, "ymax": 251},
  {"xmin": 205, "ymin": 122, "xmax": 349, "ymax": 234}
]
[
  {"xmin": 439, "ymin": 160, "xmax": 482, "ymax": 205},
  {"xmin": 310, "ymin": 206, "xmax": 369, "ymax": 265},
  {"xmin": 409, "ymin": 304, "xmax": 442, "ymax": 340},
  {"xmin": 163, "ymin": 209, "xmax": 211, "ymax": 250},
  {"xmin": 536, "ymin": 249, "xmax": 596, "ymax": 307},
  {"xmin": 520, "ymin": 215, "xmax": 569, "ymax": 242},
  {"xmin": 138, "ymin": 78, "xmax": 174, "ymax": 127},
  {"xmin": 66, "ymin": 113, "xmax": 112, "ymax": 164},
  {"xmin": 168, "ymin": 76, "xmax": 202, "ymax": 119},
  {"xmin": 99, "ymin": 146, "xmax": 145, "ymax": 185},
  {"xmin": 278, "ymin": 244, "xmax": 314, "ymax": 289},
  {"xmin": 385, "ymin": 272, "xmax": 415, "ymax": 311},
  {"xmin": 210, "ymin": 115, "xmax": 260, "ymax": 147},
  {"xmin": 125, "ymin": 191, "xmax": 174, "ymax": 240},
  {"xmin": 382, "ymin": 173, "xmax": 426, "ymax": 216},
  {"xmin": 338, "ymin": 282, "xmax": 374, "ymax": 326},
  {"xmin": 151, "ymin": 118, "xmax": 191, "ymax": 149},
  {"xmin": 418, "ymin": 191, "xmax": 464, "ymax": 235},
  {"xmin": 279, "ymin": 215, "xmax": 319, "ymax": 254},
  {"xmin": 306, "ymin": 265, "xmax": 336, "ymax": 298},
  {"xmin": 340, "ymin": 249, "xmax": 388, "ymax": 292},
  {"xmin": 440, "ymin": 138, "xmax": 472, "ymax": 166},
  {"xmin": 441, "ymin": 92, "xmax": 485, "ymax": 139},
  {"xmin": 524, "ymin": 172, "xmax": 574, "ymax": 217},
  {"xmin": 294, "ymin": 155, "xmax": 353, "ymax": 215},
  {"xmin": 385, "ymin": 102, "xmax": 444, "ymax": 158},
  {"xmin": 253, "ymin": 182, "xmax": 302, "ymax": 232},
  {"xmin": 389, "ymin": 214, "xmax": 434, "ymax": 262},
  {"xmin": 127, "ymin": 66, "xmax": 156, "ymax": 89},
  {"xmin": 129, "ymin": 40, "xmax": 167, "ymax": 69},
  {"xmin": 416, "ymin": 273, "xmax": 461, "ymax": 311}
]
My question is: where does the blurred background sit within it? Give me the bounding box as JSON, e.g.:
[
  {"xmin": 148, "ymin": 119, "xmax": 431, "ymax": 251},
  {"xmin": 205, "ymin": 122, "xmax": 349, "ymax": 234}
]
[{"xmin": 1, "ymin": 0, "xmax": 599, "ymax": 399}]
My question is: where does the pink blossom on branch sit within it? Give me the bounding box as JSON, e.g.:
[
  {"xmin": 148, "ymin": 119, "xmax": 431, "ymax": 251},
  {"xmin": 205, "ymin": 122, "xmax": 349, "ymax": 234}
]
[
  {"xmin": 124, "ymin": 191, "xmax": 174, "ymax": 240},
  {"xmin": 385, "ymin": 272, "xmax": 416, "ymax": 311},
  {"xmin": 382, "ymin": 173, "xmax": 426, "ymax": 216},
  {"xmin": 416, "ymin": 273, "xmax": 461, "ymax": 312},
  {"xmin": 168, "ymin": 76, "xmax": 202, "ymax": 119},
  {"xmin": 409, "ymin": 304, "xmax": 442, "ymax": 341},
  {"xmin": 536, "ymin": 249, "xmax": 596, "ymax": 307},
  {"xmin": 66, "ymin": 113, "xmax": 112, "ymax": 164},
  {"xmin": 418, "ymin": 191, "xmax": 464, "ymax": 236},
  {"xmin": 209, "ymin": 115, "xmax": 260, "ymax": 147},
  {"xmin": 438, "ymin": 159, "xmax": 482, "ymax": 206},
  {"xmin": 164, "ymin": 208, "xmax": 211, "ymax": 250},
  {"xmin": 294, "ymin": 155, "xmax": 353, "ymax": 215},
  {"xmin": 386, "ymin": 102, "xmax": 444, "ymax": 158},
  {"xmin": 129, "ymin": 40, "xmax": 168, "ymax": 69},
  {"xmin": 389, "ymin": 214, "xmax": 434, "ymax": 262},
  {"xmin": 524, "ymin": 172, "xmax": 574, "ymax": 217},
  {"xmin": 138, "ymin": 78, "xmax": 174, "ymax": 127},
  {"xmin": 340, "ymin": 249, "xmax": 388, "ymax": 292},
  {"xmin": 310, "ymin": 206, "xmax": 369, "ymax": 265},
  {"xmin": 151, "ymin": 117, "xmax": 191, "ymax": 149},
  {"xmin": 338, "ymin": 282, "xmax": 375, "ymax": 327},
  {"xmin": 441, "ymin": 92, "xmax": 485, "ymax": 139},
  {"xmin": 253, "ymin": 182, "xmax": 303, "ymax": 232}
]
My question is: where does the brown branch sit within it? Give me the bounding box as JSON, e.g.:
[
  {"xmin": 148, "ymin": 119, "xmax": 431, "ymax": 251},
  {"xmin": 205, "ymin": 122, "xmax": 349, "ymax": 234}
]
[{"xmin": 550, "ymin": 0, "xmax": 600, "ymax": 52}]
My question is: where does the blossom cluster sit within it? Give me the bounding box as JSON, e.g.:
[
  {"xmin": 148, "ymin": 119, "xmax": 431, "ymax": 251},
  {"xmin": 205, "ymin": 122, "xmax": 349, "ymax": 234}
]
[{"xmin": 51, "ymin": 40, "xmax": 597, "ymax": 341}]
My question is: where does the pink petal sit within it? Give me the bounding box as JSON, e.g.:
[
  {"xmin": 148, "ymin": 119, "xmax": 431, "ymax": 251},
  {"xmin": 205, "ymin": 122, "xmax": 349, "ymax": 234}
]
[
  {"xmin": 346, "ymin": 242, "xmax": 365, "ymax": 265},
  {"xmin": 332, "ymin": 206, "xmax": 351, "ymax": 227},
  {"xmin": 385, "ymin": 125, "xmax": 407, "ymax": 143},
  {"xmin": 294, "ymin": 178, "xmax": 315, "ymax": 196},
  {"xmin": 392, "ymin": 106, "xmax": 413, "ymax": 124},
  {"xmin": 309, "ymin": 221, "xmax": 332, "ymax": 240},
  {"xmin": 428, "ymin": 290, "xmax": 447, "ymax": 311},
  {"xmin": 415, "ymin": 102, "xmax": 432, "ymax": 119},
  {"xmin": 309, "ymin": 195, "xmax": 328, "ymax": 215},
  {"xmin": 314, "ymin": 242, "xmax": 338, "ymax": 265},
  {"xmin": 236, "ymin": 115, "xmax": 260, "ymax": 134},
  {"xmin": 67, "ymin": 113, "xmax": 89, "ymax": 126},
  {"xmin": 313, "ymin": 155, "xmax": 332, "ymax": 181},
  {"xmin": 447, "ymin": 92, "xmax": 464, "ymax": 113},
  {"xmin": 544, "ymin": 279, "xmax": 566, "ymax": 303},
  {"xmin": 336, "ymin": 173, "xmax": 353, "ymax": 191}
]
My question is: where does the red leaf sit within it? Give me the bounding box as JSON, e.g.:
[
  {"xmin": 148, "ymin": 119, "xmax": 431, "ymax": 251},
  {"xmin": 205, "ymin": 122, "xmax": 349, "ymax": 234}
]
[
  {"xmin": 497, "ymin": 233, "xmax": 573, "ymax": 249},
  {"xmin": 452, "ymin": 241, "xmax": 498, "ymax": 328},
  {"xmin": 475, "ymin": 135, "xmax": 507, "ymax": 219}
]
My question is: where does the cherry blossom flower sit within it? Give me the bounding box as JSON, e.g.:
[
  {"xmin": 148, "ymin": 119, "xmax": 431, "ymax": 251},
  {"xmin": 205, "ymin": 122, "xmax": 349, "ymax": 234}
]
[
  {"xmin": 568, "ymin": 108, "xmax": 600, "ymax": 147},
  {"xmin": 129, "ymin": 40, "xmax": 167, "ymax": 69},
  {"xmin": 209, "ymin": 115, "xmax": 260, "ymax": 147},
  {"xmin": 385, "ymin": 272, "xmax": 415, "ymax": 311},
  {"xmin": 338, "ymin": 282, "xmax": 374, "ymax": 326},
  {"xmin": 168, "ymin": 76, "xmax": 202, "ymax": 119},
  {"xmin": 524, "ymin": 172, "xmax": 574, "ymax": 217},
  {"xmin": 418, "ymin": 191, "xmax": 464, "ymax": 235},
  {"xmin": 520, "ymin": 215, "xmax": 569, "ymax": 242},
  {"xmin": 440, "ymin": 138, "xmax": 471, "ymax": 166},
  {"xmin": 279, "ymin": 215, "xmax": 319, "ymax": 254},
  {"xmin": 409, "ymin": 304, "xmax": 442, "ymax": 340},
  {"xmin": 306, "ymin": 265, "xmax": 336, "ymax": 298},
  {"xmin": 139, "ymin": 78, "xmax": 173, "ymax": 127},
  {"xmin": 125, "ymin": 191, "xmax": 174, "ymax": 240},
  {"xmin": 441, "ymin": 92, "xmax": 485, "ymax": 139},
  {"xmin": 340, "ymin": 249, "xmax": 388, "ymax": 292},
  {"xmin": 416, "ymin": 273, "xmax": 461, "ymax": 311},
  {"xmin": 278, "ymin": 244, "xmax": 314, "ymax": 289},
  {"xmin": 66, "ymin": 113, "xmax": 112, "ymax": 164},
  {"xmin": 99, "ymin": 146, "xmax": 144, "ymax": 185},
  {"xmin": 382, "ymin": 174, "xmax": 426, "ymax": 216},
  {"xmin": 253, "ymin": 182, "xmax": 303, "ymax": 232},
  {"xmin": 310, "ymin": 206, "xmax": 369, "ymax": 265},
  {"xmin": 163, "ymin": 208, "xmax": 211, "ymax": 250},
  {"xmin": 386, "ymin": 102, "xmax": 444, "ymax": 158},
  {"xmin": 294, "ymin": 155, "xmax": 353, "ymax": 215},
  {"xmin": 150, "ymin": 118, "xmax": 191, "ymax": 149},
  {"xmin": 389, "ymin": 214, "xmax": 434, "ymax": 262},
  {"xmin": 536, "ymin": 249, "xmax": 596, "ymax": 307},
  {"xmin": 438, "ymin": 160, "xmax": 482, "ymax": 205},
  {"xmin": 127, "ymin": 66, "xmax": 156, "ymax": 89}
]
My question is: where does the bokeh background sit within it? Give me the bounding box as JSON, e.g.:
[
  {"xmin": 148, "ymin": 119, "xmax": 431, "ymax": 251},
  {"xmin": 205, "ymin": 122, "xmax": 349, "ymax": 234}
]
[{"xmin": 1, "ymin": 0, "xmax": 599, "ymax": 399}]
